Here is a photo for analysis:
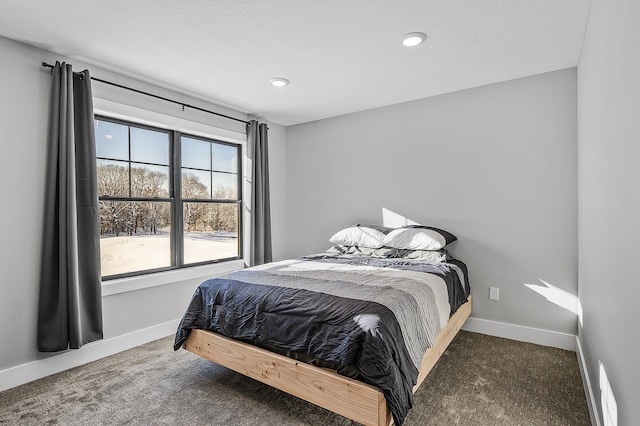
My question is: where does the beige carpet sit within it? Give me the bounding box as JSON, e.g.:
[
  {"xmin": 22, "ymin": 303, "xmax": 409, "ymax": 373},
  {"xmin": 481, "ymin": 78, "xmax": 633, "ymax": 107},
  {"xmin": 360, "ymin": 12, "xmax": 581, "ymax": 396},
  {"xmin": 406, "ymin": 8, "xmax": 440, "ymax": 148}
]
[{"xmin": 0, "ymin": 331, "xmax": 591, "ymax": 425}]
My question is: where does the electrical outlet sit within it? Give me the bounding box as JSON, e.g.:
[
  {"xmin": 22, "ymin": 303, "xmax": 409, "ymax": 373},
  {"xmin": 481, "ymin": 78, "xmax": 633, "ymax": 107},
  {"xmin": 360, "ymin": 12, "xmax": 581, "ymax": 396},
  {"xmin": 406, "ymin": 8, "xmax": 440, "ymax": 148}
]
[{"xmin": 489, "ymin": 287, "xmax": 499, "ymax": 301}]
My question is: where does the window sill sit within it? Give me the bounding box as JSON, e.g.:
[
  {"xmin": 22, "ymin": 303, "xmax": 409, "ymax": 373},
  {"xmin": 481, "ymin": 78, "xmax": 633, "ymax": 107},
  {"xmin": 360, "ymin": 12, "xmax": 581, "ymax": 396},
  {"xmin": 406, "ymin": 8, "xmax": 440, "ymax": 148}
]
[{"xmin": 102, "ymin": 259, "xmax": 246, "ymax": 296}]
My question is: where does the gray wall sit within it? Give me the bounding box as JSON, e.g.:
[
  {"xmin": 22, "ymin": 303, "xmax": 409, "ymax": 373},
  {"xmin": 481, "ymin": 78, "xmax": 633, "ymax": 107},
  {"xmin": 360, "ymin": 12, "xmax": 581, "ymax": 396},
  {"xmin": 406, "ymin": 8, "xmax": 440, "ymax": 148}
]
[
  {"xmin": 12, "ymin": 14, "xmax": 636, "ymax": 421},
  {"xmin": 0, "ymin": 35, "xmax": 287, "ymax": 375},
  {"xmin": 577, "ymin": 0, "xmax": 640, "ymax": 424},
  {"xmin": 285, "ymin": 69, "xmax": 578, "ymax": 336}
]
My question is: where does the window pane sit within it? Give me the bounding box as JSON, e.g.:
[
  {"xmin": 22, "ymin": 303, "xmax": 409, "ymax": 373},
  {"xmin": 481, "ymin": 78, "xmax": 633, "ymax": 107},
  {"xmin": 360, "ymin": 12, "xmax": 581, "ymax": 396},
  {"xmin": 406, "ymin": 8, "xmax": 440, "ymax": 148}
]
[
  {"xmin": 182, "ymin": 170, "xmax": 211, "ymax": 199},
  {"xmin": 212, "ymin": 143, "xmax": 238, "ymax": 173},
  {"xmin": 181, "ymin": 137, "xmax": 210, "ymax": 170},
  {"xmin": 95, "ymin": 120, "xmax": 129, "ymax": 161},
  {"xmin": 130, "ymin": 127, "xmax": 170, "ymax": 165},
  {"xmin": 212, "ymin": 172, "xmax": 238, "ymax": 199},
  {"xmin": 97, "ymin": 159, "xmax": 129, "ymax": 197},
  {"xmin": 99, "ymin": 200, "xmax": 172, "ymax": 276},
  {"xmin": 183, "ymin": 202, "xmax": 239, "ymax": 264},
  {"xmin": 131, "ymin": 164, "xmax": 170, "ymax": 198}
]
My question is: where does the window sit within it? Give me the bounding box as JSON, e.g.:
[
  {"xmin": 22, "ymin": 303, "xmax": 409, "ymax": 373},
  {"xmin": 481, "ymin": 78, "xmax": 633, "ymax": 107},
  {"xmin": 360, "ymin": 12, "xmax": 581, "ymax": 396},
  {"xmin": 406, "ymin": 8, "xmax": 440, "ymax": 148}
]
[{"xmin": 95, "ymin": 116, "xmax": 242, "ymax": 279}]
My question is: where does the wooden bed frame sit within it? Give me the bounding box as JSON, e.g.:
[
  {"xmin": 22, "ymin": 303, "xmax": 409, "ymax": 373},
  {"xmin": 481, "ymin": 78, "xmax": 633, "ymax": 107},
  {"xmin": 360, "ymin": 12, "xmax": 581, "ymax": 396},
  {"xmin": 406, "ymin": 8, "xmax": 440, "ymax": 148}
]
[{"xmin": 183, "ymin": 296, "xmax": 472, "ymax": 426}]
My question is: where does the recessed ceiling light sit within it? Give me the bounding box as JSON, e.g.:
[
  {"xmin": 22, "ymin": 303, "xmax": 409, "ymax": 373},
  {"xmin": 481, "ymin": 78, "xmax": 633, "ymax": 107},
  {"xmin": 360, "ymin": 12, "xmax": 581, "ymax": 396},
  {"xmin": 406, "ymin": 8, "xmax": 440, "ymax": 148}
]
[
  {"xmin": 269, "ymin": 78, "xmax": 289, "ymax": 87},
  {"xmin": 105, "ymin": 134, "xmax": 114, "ymax": 139},
  {"xmin": 400, "ymin": 32, "xmax": 427, "ymax": 47}
]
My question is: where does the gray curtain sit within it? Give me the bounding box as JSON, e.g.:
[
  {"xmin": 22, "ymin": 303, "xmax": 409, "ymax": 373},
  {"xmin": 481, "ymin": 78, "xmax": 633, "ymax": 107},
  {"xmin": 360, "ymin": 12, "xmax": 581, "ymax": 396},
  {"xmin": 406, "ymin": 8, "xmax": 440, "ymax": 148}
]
[
  {"xmin": 38, "ymin": 61, "xmax": 103, "ymax": 352},
  {"xmin": 246, "ymin": 120, "xmax": 272, "ymax": 266}
]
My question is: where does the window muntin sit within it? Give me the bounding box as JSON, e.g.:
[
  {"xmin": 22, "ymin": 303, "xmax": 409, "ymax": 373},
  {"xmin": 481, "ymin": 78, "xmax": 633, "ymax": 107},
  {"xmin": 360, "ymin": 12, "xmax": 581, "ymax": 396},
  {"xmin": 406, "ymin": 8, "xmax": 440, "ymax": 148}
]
[{"xmin": 95, "ymin": 116, "xmax": 242, "ymax": 279}]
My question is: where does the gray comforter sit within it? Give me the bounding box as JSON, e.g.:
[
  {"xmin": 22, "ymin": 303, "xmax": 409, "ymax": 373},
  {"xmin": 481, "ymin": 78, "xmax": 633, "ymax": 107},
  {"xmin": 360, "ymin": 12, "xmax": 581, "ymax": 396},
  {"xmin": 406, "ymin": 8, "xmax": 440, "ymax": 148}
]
[{"xmin": 174, "ymin": 254, "xmax": 469, "ymax": 425}]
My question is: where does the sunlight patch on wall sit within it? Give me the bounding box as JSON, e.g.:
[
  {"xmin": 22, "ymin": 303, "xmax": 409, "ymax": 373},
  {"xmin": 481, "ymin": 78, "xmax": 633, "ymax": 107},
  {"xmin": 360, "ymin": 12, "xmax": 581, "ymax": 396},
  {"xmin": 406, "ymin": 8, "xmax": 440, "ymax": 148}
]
[
  {"xmin": 600, "ymin": 362, "xmax": 618, "ymax": 426},
  {"xmin": 381, "ymin": 208, "xmax": 420, "ymax": 228},
  {"xmin": 524, "ymin": 278, "xmax": 583, "ymax": 326}
]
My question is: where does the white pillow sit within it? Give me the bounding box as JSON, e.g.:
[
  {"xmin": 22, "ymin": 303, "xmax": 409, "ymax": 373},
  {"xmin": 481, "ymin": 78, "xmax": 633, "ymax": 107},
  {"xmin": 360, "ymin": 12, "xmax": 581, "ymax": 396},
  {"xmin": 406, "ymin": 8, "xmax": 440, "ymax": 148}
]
[
  {"xmin": 382, "ymin": 226, "xmax": 456, "ymax": 250},
  {"xmin": 329, "ymin": 225, "xmax": 391, "ymax": 248}
]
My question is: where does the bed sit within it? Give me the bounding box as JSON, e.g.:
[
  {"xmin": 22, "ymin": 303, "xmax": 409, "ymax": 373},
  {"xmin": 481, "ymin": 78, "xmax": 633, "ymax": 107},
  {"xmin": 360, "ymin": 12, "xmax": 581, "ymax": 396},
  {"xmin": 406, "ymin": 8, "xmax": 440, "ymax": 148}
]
[{"xmin": 174, "ymin": 225, "xmax": 472, "ymax": 425}]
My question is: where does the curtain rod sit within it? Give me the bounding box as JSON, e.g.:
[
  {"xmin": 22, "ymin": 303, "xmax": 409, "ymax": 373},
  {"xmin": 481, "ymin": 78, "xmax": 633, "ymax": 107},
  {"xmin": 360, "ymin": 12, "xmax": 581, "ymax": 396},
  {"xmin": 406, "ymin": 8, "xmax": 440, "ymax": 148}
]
[{"xmin": 41, "ymin": 62, "xmax": 250, "ymax": 125}]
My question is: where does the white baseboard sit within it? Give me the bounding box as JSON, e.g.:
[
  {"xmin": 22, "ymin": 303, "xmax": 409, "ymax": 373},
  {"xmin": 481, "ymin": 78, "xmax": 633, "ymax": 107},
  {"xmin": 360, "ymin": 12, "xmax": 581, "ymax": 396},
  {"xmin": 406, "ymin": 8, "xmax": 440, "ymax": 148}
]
[
  {"xmin": 461, "ymin": 316, "xmax": 577, "ymax": 351},
  {"xmin": 576, "ymin": 337, "xmax": 601, "ymax": 426},
  {"xmin": 0, "ymin": 318, "xmax": 181, "ymax": 393}
]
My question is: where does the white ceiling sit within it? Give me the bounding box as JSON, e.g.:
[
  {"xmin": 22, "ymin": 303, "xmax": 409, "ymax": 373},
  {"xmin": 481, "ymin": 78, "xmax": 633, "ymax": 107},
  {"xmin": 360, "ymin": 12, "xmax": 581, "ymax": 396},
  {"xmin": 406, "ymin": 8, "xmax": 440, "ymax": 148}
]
[{"xmin": 0, "ymin": 0, "xmax": 591, "ymax": 126}]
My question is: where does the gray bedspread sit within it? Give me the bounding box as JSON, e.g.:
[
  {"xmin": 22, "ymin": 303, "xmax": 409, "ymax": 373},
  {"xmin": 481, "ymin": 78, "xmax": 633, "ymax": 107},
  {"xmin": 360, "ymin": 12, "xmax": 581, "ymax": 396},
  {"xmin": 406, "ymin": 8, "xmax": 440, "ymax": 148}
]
[{"xmin": 174, "ymin": 254, "xmax": 469, "ymax": 425}]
